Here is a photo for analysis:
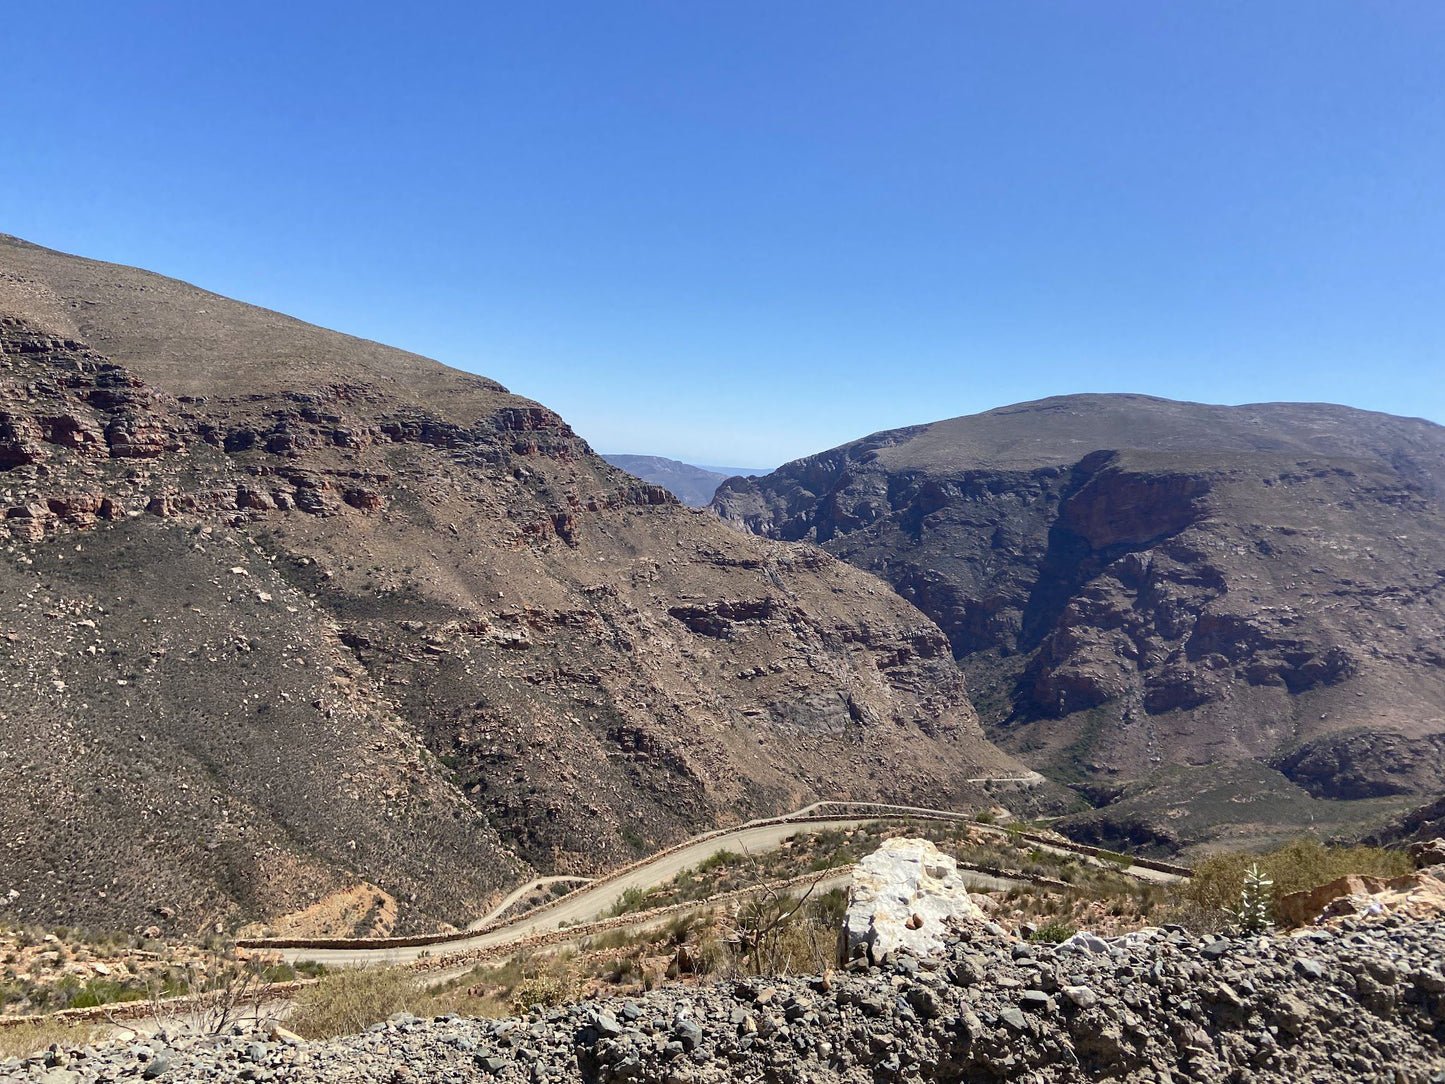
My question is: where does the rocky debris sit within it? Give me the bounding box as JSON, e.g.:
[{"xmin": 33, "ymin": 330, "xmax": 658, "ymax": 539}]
[
  {"xmin": 10, "ymin": 918, "xmax": 1445, "ymax": 1082},
  {"xmin": 1276, "ymin": 870, "xmax": 1445, "ymax": 928},
  {"xmin": 841, "ymin": 838, "xmax": 987, "ymax": 965},
  {"xmin": 1369, "ymin": 797, "xmax": 1445, "ymax": 851},
  {"xmin": 713, "ymin": 393, "xmax": 1445, "ymax": 846}
]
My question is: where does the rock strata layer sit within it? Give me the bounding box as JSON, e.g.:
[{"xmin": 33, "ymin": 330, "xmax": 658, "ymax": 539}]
[{"xmin": 9, "ymin": 918, "xmax": 1445, "ymax": 1082}]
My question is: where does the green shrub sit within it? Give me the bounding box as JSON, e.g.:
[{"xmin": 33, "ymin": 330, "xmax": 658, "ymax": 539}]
[
  {"xmin": 68, "ymin": 978, "xmax": 147, "ymax": 1009},
  {"xmin": 609, "ymin": 886, "xmax": 648, "ymax": 916},
  {"xmin": 1232, "ymin": 863, "xmax": 1273, "ymax": 933},
  {"xmin": 1028, "ymin": 922, "xmax": 1077, "ymax": 944},
  {"xmin": 510, "ymin": 974, "xmax": 575, "ymax": 1014},
  {"xmin": 697, "ymin": 850, "xmax": 740, "ymax": 874}
]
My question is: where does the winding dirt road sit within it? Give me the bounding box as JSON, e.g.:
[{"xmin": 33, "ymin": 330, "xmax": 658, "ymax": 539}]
[{"xmin": 259, "ymin": 794, "xmax": 1180, "ymax": 969}]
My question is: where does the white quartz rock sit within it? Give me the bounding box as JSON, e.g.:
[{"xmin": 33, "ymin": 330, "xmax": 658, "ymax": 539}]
[{"xmin": 841, "ymin": 837, "xmax": 984, "ymax": 965}]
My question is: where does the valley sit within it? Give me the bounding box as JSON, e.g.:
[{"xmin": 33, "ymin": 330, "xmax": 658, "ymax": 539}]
[{"xmin": 713, "ymin": 395, "xmax": 1445, "ymax": 852}]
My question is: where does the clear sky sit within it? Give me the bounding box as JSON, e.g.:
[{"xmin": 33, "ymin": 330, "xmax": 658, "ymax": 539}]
[{"xmin": 4, "ymin": 3, "xmax": 1443, "ymax": 467}]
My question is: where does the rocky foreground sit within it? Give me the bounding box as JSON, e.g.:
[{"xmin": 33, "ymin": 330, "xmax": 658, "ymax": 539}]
[{"xmin": 10, "ymin": 918, "xmax": 1445, "ymax": 1084}]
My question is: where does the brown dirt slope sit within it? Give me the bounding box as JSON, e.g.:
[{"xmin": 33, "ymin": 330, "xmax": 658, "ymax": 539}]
[
  {"xmin": 0, "ymin": 234, "xmax": 1025, "ymax": 935},
  {"xmin": 713, "ymin": 393, "xmax": 1445, "ymax": 850}
]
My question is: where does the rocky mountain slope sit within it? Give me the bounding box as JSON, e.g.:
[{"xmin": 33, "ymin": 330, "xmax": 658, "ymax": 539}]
[
  {"xmin": 0, "ymin": 234, "xmax": 1027, "ymax": 934},
  {"xmin": 714, "ymin": 395, "xmax": 1445, "ymax": 849},
  {"xmin": 600, "ymin": 455, "xmax": 740, "ymax": 507}
]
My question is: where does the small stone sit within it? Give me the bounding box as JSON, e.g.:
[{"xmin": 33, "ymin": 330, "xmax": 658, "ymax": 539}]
[
  {"xmin": 1019, "ymin": 989, "xmax": 1053, "ymax": 1012},
  {"xmin": 673, "ymin": 1017, "xmax": 703, "ymax": 1052},
  {"xmin": 1057, "ymin": 931, "xmax": 1110, "ymax": 954},
  {"xmin": 1063, "ymin": 985, "xmax": 1098, "ymax": 1009},
  {"xmin": 591, "ymin": 1011, "xmax": 623, "ymax": 1038},
  {"xmin": 999, "ymin": 1007, "xmax": 1028, "ymax": 1031}
]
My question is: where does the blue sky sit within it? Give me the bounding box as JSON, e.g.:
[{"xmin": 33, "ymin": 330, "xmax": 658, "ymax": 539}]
[{"xmin": 4, "ymin": 3, "xmax": 1443, "ymax": 466}]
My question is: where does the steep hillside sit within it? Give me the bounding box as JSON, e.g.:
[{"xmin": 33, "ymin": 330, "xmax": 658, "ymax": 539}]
[
  {"xmin": 0, "ymin": 235, "xmax": 1026, "ymax": 934},
  {"xmin": 601, "ymin": 455, "xmax": 732, "ymax": 506},
  {"xmin": 714, "ymin": 394, "xmax": 1445, "ymax": 849}
]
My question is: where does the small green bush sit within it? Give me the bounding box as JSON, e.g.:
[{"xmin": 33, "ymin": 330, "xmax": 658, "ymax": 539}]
[
  {"xmin": 510, "ymin": 974, "xmax": 575, "ymax": 1014},
  {"xmin": 697, "ymin": 850, "xmax": 739, "ymax": 873},
  {"xmin": 609, "ymin": 886, "xmax": 648, "ymax": 916},
  {"xmin": 1028, "ymin": 922, "xmax": 1077, "ymax": 944},
  {"xmin": 68, "ymin": 978, "xmax": 147, "ymax": 1009}
]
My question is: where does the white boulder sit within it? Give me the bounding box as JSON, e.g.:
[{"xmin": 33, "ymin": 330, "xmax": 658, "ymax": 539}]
[{"xmin": 840, "ymin": 837, "xmax": 985, "ymax": 965}]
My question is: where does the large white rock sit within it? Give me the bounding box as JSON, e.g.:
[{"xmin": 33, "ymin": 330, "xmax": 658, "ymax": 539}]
[{"xmin": 840, "ymin": 837, "xmax": 985, "ymax": 965}]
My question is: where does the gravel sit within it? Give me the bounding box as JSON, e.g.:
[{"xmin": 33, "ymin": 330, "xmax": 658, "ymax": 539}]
[{"xmin": 7, "ymin": 916, "xmax": 1445, "ymax": 1083}]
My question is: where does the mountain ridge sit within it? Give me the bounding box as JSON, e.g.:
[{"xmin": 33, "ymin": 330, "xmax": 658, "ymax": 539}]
[{"xmin": 713, "ymin": 393, "xmax": 1445, "ymax": 850}]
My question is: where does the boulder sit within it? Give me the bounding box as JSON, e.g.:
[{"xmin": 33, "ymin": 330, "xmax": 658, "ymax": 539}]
[
  {"xmin": 840, "ymin": 838, "xmax": 984, "ymax": 965},
  {"xmin": 1276, "ymin": 875, "xmax": 1388, "ymax": 927},
  {"xmin": 1408, "ymin": 837, "xmax": 1445, "ymax": 868}
]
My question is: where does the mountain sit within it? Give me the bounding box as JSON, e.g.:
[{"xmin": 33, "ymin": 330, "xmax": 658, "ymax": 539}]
[
  {"xmin": 0, "ymin": 235, "xmax": 1028, "ymax": 934},
  {"xmin": 600, "ymin": 455, "xmax": 731, "ymax": 507},
  {"xmin": 602, "ymin": 455, "xmax": 768, "ymax": 507},
  {"xmin": 713, "ymin": 393, "xmax": 1445, "ymax": 851}
]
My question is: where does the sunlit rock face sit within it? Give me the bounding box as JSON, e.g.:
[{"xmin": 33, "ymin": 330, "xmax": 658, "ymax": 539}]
[{"xmin": 841, "ymin": 838, "xmax": 986, "ymax": 965}]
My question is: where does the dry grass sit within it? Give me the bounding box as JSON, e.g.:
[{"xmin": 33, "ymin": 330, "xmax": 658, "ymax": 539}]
[
  {"xmin": 286, "ymin": 966, "xmax": 433, "ymax": 1039},
  {"xmin": 0, "ymin": 1019, "xmax": 101, "ymax": 1059}
]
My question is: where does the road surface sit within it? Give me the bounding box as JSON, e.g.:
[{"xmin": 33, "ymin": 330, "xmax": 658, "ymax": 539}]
[{"xmin": 466, "ymin": 875, "xmax": 592, "ymax": 931}]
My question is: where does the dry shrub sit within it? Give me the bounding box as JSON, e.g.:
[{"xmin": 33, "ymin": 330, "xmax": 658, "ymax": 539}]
[
  {"xmin": 0, "ymin": 1019, "xmax": 100, "ymax": 1059},
  {"xmin": 1185, "ymin": 839, "xmax": 1412, "ymax": 915},
  {"xmin": 286, "ymin": 966, "xmax": 424, "ymax": 1039},
  {"xmin": 509, "ymin": 973, "xmax": 576, "ymax": 1014}
]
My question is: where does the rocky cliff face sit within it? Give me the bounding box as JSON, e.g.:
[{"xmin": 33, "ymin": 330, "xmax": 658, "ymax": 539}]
[
  {"xmin": 0, "ymin": 235, "xmax": 1026, "ymax": 933},
  {"xmin": 714, "ymin": 395, "xmax": 1445, "ymax": 848}
]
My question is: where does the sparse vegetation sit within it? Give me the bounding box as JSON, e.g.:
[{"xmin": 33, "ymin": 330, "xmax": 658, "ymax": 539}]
[
  {"xmin": 0, "ymin": 1019, "xmax": 100, "ymax": 1059},
  {"xmin": 1232, "ymin": 863, "xmax": 1274, "ymax": 934},
  {"xmin": 1028, "ymin": 922, "xmax": 1077, "ymax": 944},
  {"xmin": 287, "ymin": 965, "xmax": 428, "ymax": 1039},
  {"xmin": 1183, "ymin": 839, "xmax": 1411, "ymax": 916}
]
